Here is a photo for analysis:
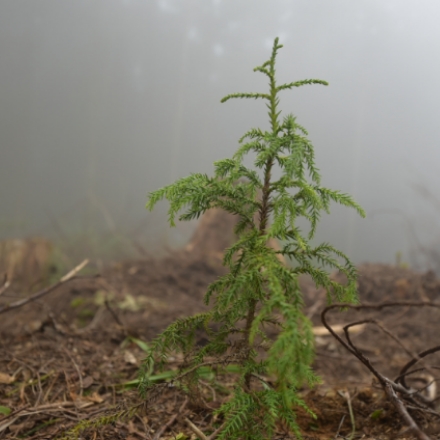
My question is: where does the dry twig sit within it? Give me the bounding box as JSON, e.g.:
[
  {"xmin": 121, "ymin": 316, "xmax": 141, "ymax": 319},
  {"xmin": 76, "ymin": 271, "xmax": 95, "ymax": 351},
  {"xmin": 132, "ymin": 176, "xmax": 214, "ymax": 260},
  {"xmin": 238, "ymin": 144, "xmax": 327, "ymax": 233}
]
[
  {"xmin": 0, "ymin": 274, "xmax": 10, "ymax": 296},
  {"xmin": 0, "ymin": 259, "xmax": 89, "ymax": 314},
  {"xmin": 338, "ymin": 390, "xmax": 355, "ymax": 440},
  {"xmin": 152, "ymin": 397, "xmax": 188, "ymax": 440},
  {"xmin": 185, "ymin": 416, "xmax": 226, "ymax": 440}
]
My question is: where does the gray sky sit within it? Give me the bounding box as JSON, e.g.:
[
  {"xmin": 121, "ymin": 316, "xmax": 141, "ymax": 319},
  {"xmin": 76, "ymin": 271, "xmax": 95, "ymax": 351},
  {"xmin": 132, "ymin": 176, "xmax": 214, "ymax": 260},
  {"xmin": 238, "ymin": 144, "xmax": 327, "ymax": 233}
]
[{"xmin": 2, "ymin": 0, "xmax": 440, "ymax": 268}]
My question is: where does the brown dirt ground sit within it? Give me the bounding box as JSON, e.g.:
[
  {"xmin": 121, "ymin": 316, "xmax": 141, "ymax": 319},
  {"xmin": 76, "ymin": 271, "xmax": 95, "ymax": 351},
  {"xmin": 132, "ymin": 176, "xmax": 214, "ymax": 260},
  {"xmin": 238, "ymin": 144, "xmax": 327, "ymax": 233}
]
[{"xmin": 1, "ymin": 214, "xmax": 440, "ymax": 439}]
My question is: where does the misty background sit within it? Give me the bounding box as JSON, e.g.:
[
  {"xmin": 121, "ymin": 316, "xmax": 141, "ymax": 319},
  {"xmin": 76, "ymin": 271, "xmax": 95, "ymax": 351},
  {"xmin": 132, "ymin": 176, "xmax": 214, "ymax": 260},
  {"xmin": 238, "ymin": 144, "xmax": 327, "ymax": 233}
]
[{"xmin": 1, "ymin": 0, "xmax": 440, "ymax": 270}]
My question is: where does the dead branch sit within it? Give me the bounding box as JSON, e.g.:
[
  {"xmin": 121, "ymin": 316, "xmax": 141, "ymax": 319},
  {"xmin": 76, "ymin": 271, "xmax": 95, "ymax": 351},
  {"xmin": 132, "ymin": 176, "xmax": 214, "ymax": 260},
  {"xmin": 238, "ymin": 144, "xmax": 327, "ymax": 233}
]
[
  {"xmin": 322, "ymin": 300, "xmax": 440, "ymax": 440},
  {"xmin": 383, "ymin": 381, "xmax": 431, "ymax": 440},
  {"xmin": 0, "ymin": 259, "xmax": 89, "ymax": 315},
  {"xmin": 398, "ymin": 346, "xmax": 440, "ymax": 388}
]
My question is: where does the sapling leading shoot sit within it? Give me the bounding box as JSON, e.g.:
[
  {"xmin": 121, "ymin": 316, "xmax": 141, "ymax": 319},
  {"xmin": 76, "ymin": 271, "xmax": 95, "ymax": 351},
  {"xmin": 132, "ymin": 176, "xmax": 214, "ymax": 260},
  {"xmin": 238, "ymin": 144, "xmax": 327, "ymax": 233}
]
[{"xmin": 141, "ymin": 38, "xmax": 365, "ymax": 439}]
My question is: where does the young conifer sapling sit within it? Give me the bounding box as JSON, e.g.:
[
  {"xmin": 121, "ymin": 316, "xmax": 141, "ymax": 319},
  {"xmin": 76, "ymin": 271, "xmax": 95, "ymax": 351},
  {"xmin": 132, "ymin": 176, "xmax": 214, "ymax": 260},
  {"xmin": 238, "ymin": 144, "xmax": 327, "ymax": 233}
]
[{"xmin": 141, "ymin": 38, "xmax": 365, "ymax": 439}]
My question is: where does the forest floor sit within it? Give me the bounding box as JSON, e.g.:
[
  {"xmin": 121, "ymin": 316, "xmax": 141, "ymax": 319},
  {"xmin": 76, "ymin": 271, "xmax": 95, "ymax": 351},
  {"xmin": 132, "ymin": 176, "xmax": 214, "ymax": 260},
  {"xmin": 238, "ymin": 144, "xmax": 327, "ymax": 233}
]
[{"xmin": 1, "ymin": 215, "xmax": 440, "ymax": 439}]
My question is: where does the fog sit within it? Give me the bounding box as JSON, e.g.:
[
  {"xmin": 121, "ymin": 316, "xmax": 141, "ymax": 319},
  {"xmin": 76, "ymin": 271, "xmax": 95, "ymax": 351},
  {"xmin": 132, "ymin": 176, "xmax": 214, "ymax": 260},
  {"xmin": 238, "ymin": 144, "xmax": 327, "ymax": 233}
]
[{"xmin": 2, "ymin": 0, "xmax": 440, "ymax": 269}]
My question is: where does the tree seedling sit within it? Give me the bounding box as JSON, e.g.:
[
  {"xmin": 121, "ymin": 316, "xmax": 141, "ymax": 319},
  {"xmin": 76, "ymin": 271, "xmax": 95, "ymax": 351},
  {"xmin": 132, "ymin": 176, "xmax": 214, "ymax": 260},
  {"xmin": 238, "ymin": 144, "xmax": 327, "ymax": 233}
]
[{"xmin": 141, "ymin": 38, "xmax": 365, "ymax": 439}]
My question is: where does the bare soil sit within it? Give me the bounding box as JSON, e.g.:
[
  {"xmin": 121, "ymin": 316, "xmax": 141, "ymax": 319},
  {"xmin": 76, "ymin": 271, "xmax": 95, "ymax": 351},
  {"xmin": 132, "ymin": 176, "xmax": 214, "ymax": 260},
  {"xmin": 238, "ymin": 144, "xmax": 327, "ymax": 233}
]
[{"xmin": 1, "ymin": 214, "xmax": 440, "ymax": 439}]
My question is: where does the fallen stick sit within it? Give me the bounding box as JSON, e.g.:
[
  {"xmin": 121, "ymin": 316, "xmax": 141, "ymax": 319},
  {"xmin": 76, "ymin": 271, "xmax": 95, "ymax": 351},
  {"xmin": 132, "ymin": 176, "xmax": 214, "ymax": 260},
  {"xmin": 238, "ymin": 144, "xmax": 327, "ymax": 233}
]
[{"xmin": 0, "ymin": 259, "xmax": 89, "ymax": 315}]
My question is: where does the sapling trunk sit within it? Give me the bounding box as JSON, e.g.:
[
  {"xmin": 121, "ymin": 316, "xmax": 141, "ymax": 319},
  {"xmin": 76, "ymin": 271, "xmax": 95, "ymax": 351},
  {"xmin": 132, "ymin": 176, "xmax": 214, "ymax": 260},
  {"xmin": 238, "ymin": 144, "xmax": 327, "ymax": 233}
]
[
  {"xmin": 243, "ymin": 153, "xmax": 275, "ymax": 391},
  {"xmin": 242, "ymin": 69, "xmax": 279, "ymax": 391},
  {"xmin": 141, "ymin": 38, "xmax": 365, "ymax": 440}
]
